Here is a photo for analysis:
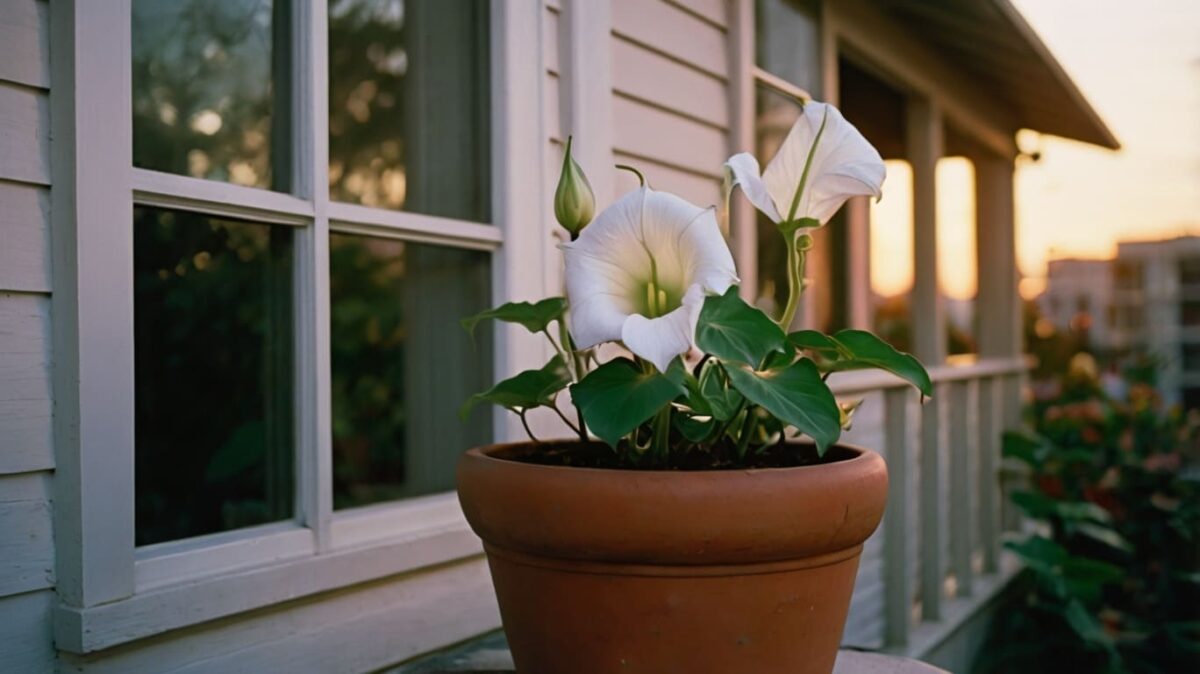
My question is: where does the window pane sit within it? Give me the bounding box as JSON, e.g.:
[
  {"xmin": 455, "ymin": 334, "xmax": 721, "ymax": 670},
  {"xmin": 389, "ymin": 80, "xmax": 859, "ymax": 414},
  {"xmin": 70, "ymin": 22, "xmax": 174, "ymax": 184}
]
[
  {"xmin": 134, "ymin": 207, "xmax": 294, "ymax": 546},
  {"xmin": 132, "ymin": 0, "xmax": 290, "ymax": 190},
  {"xmin": 330, "ymin": 233, "xmax": 492, "ymax": 508},
  {"xmin": 329, "ymin": 0, "xmax": 491, "ymax": 221},
  {"xmin": 756, "ymin": 0, "xmax": 822, "ymax": 98}
]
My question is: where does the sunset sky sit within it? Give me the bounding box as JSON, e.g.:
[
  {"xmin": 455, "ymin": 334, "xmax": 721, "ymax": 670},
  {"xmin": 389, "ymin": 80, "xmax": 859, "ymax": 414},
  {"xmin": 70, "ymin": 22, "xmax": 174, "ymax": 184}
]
[{"xmin": 869, "ymin": 0, "xmax": 1200, "ymax": 300}]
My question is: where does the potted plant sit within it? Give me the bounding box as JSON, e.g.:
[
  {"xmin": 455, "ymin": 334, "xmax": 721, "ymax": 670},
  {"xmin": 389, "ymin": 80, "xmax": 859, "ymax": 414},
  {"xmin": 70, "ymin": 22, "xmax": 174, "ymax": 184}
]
[{"xmin": 457, "ymin": 101, "xmax": 931, "ymax": 674}]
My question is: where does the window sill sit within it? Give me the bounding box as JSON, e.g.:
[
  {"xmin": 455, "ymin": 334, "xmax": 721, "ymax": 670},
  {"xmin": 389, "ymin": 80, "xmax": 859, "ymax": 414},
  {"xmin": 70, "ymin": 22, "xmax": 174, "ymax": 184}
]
[{"xmin": 55, "ymin": 496, "xmax": 483, "ymax": 654}]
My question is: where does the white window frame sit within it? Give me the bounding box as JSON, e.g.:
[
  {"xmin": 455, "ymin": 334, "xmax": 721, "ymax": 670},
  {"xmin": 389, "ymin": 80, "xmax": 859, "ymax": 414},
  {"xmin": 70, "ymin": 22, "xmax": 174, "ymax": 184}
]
[{"xmin": 50, "ymin": 0, "xmax": 548, "ymax": 654}]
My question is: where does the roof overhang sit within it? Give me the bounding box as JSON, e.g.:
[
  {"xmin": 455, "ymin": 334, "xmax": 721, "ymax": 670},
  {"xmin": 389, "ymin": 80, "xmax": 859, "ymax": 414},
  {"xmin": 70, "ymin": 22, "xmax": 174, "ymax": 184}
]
[{"xmin": 878, "ymin": 0, "xmax": 1120, "ymax": 150}]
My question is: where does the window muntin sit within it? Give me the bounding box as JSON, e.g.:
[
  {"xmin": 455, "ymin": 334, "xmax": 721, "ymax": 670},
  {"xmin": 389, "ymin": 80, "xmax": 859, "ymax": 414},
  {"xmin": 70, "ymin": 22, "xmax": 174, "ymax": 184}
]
[
  {"xmin": 328, "ymin": 0, "xmax": 491, "ymax": 221},
  {"xmin": 329, "ymin": 234, "xmax": 493, "ymax": 509},
  {"xmin": 133, "ymin": 207, "xmax": 295, "ymax": 546},
  {"xmin": 132, "ymin": 0, "xmax": 291, "ymax": 190}
]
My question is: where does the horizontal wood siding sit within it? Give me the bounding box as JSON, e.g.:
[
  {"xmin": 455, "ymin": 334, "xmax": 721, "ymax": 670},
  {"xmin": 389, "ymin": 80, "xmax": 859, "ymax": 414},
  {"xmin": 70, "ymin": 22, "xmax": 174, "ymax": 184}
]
[
  {"xmin": 59, "ymin": 558, "xmax": 499, "ymax": 674},
  {"xmin": 0, "ymin": 590, "xmax": 56, "ymax": 672},
  {"xmin": 0, "ymin": 293, "xmax": 54, "ymax": 475},
  {"xmin": 0, "ymin": 6, "xmax": 56, "ymax": 673},
  {"xmin": 0, "ymin": 181, "xmax": 52, "ymax": 293},
  {"xmin": 0, "ymin": 472, "xmax": 55, "ymax": 596},
  {"xmin": 0, "ymin": 0, "xmax": 49, "ymax": 89},
  {"xmin": 609, "ymin": 0, "xmax": 728, "ymax": 209}
]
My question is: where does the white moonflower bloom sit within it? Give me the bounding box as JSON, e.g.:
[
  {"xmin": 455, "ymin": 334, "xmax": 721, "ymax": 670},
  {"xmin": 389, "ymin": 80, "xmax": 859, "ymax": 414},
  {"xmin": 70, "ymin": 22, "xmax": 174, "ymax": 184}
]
[
  {"xmin": 562, "ymin": 187, "xmax": 738, "ymax": 373},
  {"xmin": 725, "ymin": 101, "xmax": 885, "ymax": 226}
]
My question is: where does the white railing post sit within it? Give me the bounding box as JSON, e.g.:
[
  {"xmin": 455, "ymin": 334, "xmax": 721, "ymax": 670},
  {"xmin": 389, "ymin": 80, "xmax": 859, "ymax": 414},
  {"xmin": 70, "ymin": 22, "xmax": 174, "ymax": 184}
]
[
  {"xmin": 919, "ymin": 384, "xmax": 944, "ymax": 621},
  {"xmin": 883, "ymin": 387, "xmax": 912, "ymax": 648},
  {"xmin": 977, "ymin": 376, "xmax": 1000, "ymax": 573},
  {"xmin": 1000, "ymin": 372, "xmax": 1024, "ymax": 532},
  {"xmin": 908, "ymin": 95, "xmax": 946, "ymax": 364},
  {"xmin": 948, "ymin": 379, "xmax": 974, "ymax": 596}
]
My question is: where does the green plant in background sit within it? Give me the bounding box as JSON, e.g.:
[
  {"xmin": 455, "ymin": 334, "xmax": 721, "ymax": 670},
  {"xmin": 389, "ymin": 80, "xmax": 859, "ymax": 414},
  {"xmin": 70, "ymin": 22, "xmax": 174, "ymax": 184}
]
[{"xmin": 976, "ymin": 355, "xmax": 1200, "ymax": 674}]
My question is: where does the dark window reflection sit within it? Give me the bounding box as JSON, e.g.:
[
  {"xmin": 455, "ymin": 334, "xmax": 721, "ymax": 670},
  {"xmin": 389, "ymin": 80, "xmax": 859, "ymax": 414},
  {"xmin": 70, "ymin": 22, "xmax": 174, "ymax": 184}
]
[
  {"xmin": 330, "ymin": 233, "xmax": 492, "ymax": 508},
  {"xmin": 132, "ymin": 0, "xmax": 290, "ymax": 190},
  {"xmin": 755, "ymin": 0, "xmax": 822, "ymax": 98},
  {"xmin": 329, "ymin": 0, "xmax": 490, "ymax": 221},
  {"xmin": 134, "ymin": 208, "xmax": 294, "ymax": 545}
]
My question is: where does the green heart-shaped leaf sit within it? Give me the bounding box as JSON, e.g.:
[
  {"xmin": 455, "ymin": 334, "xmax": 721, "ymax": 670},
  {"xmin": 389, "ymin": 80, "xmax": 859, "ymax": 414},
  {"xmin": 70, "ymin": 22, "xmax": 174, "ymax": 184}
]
[
  {"xmin": 696, "ymin": 286, "xmax": 786, "ymax": 367},
  {"xmin": 821, "ymin": 330, "xmax": 932, "ymax": 397},
  {"xmin": 460, "ymin": 355, "xmax": 571, "ymax": 419},
  {"xmin": 721, "ymin": 358, "xmax": 841, "ymax": 454},
  {"xmin": 787, "ymin": 330, "xmax": 842, "ymax": 358},
  {"xmin": 570, "ymin": 358, "xmax": 686, "ymax": 447},
  {"xmin": 674, "ymin": 413, "xmax": 715, "ymax": 443},
  {"xmin": 461, "ymin": 297, "xmax": 567, "ymax": 337}
]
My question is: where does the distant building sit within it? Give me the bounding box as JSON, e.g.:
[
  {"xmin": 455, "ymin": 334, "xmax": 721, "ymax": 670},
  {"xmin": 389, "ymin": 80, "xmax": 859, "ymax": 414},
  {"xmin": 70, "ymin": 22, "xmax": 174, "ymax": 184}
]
[
  {"xmin": 1112, "ymin": 236, "xmax": 1200, "ymax": 408},
  {"xmin": 1041, "ymin": 236, "xmax": 1200, "ymax": 408},
  {"xmin": 1039, "ymin": 258, "xmax": 1115, "ymax": 350}
]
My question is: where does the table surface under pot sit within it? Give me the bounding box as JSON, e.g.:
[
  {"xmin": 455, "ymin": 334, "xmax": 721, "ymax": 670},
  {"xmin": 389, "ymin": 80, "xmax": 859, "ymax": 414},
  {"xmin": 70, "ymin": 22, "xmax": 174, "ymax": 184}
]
[{"xmin": 386, "ymin": 631, "xmax": 950, "ymax": 674}]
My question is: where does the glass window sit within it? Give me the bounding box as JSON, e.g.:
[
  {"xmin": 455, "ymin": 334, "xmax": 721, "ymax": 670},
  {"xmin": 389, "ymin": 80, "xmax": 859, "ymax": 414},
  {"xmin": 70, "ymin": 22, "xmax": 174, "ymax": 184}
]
[
  {"xmin": 329, "ymin": 234, "xmax": 493, "ymax": 508},
  {"xmin": 134, "ymin": 207, "xmax": 294, "ymax": 546},
  {"xmin": 328, "ymin": 0, "xmax": 491, "ymax": 221},
  {"xmin": 131, "ymin": 0, "xmax": 291, "ymax": 190},
  {"xmin": 756, "ymin": 0, "xmax": 822, "ymax": 98}
]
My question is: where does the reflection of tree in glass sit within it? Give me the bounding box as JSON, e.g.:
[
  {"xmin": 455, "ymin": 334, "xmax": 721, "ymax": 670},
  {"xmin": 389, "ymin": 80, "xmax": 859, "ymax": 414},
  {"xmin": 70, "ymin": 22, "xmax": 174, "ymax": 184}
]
[
  {"xmin": 329, "ymin": 235, "xmax": 410, "ymax": 507},
  {"xmin": 328, "ymin": 0, "xmax": 409, "ymax": 209},
  {"xmin": 132, "ymin": 0, "xmax": 280, "ymax": 189},
  {"xmin": 133, "ymin": 209, "xmax": 293, "ymax": 545}
]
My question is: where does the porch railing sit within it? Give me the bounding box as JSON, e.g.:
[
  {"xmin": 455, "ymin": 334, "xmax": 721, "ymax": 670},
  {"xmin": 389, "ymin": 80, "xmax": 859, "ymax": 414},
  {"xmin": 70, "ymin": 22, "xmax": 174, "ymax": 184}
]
[{"xmin": 831, "ymin": 355, "xmax": 1031, "ymax": 656}]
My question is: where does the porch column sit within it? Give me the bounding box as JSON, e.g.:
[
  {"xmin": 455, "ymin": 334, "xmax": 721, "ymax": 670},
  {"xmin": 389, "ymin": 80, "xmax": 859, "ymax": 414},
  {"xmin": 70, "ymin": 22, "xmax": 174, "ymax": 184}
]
[
  {"xmin": 845, "ymin": 195, "xmax": 873, "ymax": 329},
  {"xmin": 907, "ymin": 96, "xmax": 946, "ymax": 363},
  {"xmin": 975, "ymin": 154, "xmax": 1020, "ymax": 358}
]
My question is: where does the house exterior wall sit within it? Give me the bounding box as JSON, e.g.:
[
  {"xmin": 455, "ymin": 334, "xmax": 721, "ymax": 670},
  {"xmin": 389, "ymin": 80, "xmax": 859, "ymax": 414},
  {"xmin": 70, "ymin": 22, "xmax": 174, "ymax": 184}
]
[
  {"xmin": 0, "ymin": 1, "xmax": 1025, "ymax": 671},
  {"xmin": 0, "ymin": 0, "xmax": 57, "ymax": 671}
]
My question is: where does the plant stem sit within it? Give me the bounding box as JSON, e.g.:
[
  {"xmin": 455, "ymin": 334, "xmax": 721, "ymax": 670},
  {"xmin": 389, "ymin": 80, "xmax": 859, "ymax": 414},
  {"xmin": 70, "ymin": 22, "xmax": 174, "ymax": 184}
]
[
  {"xmin": 555, "ymin": 321, "xmax": 590, "ymax": 443},
  {"xmin": 550, "ymin": 402, "xmax": 582, "ymax": 435},
  {"xmin": 518, "ymin": 410, "xmax": 540, "ymax": 443},
  {"xmin": 735, "ymin": 407, "xmax": 758, "ymax": 459},
  {"xmin": 651, "ymin": 404, "xmax": 672, "ymax": 465},
  {"xmin": 778, "ymin": 237, "xmax": 808, "ymax": 330}
]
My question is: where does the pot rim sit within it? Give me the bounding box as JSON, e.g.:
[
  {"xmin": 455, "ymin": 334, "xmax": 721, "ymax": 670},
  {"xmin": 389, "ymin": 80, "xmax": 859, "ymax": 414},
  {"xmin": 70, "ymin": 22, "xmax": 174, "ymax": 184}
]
[{"xmin": 463, "ymin": 439, "xmax": 875, "ymax": 476}]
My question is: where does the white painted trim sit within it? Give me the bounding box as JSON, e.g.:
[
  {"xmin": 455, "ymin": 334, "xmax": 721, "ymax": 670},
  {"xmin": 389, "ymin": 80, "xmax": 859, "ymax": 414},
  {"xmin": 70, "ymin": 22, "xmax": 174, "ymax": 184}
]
[
  {"xmin": 752, "ymin": 66, "xmax": 813, "ymax": 103},
  {"xmin": 727, "ymin": 0, "xmax": 756, "ymax": 302},
  {"xmin": 55, "ymin": 522, "xmax": 485, "ymax": 654},
  {"xmin": 134, "ymin": 522, "xmax": 314, "ymax": 591},
  {"xmin": 828, "ymin": 355, "xmax": 1030, "ymax": 396},
  {"xmin": 328, "ymin": 202, "xmax": 503, "ymax": 250},
  {"xmin": 131, "ymin": 168, "xmax": 314, "ymax": 225},
  {"xmin": 490, "ymin": 0, "xmax": 550, "ymax": 442},
  {"xmin": 49, "ymin": 0, "xmax": 137, "ymax": 608},
  {"xmin": 329, "ymin": 491, "xmax": 466, "ymax": 551},
  {"xmin": 561, "ymin": 0, "xmax": 615, "ymax": 206},
  {"xmin": 294, "ymin": 0, "xmax": 334, "ymax": 552},
  {"xmin": 907, "ymin": 95, "xmax": 947, "ymax": 363}
]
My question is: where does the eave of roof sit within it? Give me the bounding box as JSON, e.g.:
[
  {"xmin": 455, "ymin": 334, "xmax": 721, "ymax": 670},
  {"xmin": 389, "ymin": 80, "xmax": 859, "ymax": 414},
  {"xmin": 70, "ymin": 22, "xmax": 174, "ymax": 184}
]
[{"xmin": 880, "ymin": 0, "xmax": 1120, "ymax": 150}]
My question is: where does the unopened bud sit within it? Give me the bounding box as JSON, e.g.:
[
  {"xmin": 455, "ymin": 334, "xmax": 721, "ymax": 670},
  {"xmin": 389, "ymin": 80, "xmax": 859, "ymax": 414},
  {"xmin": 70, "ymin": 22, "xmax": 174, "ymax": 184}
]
[
  {"xmin": 796, "ymin": 233, "xmax": 815, "ymax": 252},
  {"xmin": 555, "ymin": 136, "xmax": 596, "ymax": 239}
]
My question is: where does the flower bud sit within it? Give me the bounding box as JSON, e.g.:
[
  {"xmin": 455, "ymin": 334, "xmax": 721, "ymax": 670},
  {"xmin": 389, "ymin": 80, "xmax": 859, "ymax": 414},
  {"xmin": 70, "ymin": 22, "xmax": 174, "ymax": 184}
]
[
  {"xmin": 796, "ymin": 233, "xmax": 815, "ymax": 252},
  {"xmin": 555, "ymin": 136, "xmax": 596, "ymax": 239}
]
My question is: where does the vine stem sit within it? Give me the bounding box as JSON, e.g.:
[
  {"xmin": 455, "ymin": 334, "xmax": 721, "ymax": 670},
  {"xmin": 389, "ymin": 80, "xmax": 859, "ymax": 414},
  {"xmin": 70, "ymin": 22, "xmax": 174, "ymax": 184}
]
[{"xmin": 518, "ymin": 410, "xmax": 540, "ymax": 443}]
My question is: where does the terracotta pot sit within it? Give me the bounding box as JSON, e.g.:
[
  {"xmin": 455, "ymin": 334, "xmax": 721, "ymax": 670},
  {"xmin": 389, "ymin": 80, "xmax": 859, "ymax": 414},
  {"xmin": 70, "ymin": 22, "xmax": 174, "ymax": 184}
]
[{"xmin": 457, "ymin": 442, "xmax": 888, "ymax": 674}]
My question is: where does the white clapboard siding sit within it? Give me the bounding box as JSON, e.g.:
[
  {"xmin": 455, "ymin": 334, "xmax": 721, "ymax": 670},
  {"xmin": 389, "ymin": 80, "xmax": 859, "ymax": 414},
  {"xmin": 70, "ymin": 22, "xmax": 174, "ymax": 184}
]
[
  {"xmin": 612, "ymin": 95, "xmax": 726, "ymax": 178},
  {"xmin": 665, "ymin": 0, "xmax": 727, "ymax": 29},
  {"xmin": 59, "ymin": 558, "xmax": 499, "ymax": 674},
  {"xmin": 0, "ymin": 471, "xmax": 54, "ymax": 596},
  {"xmin": 0, "ymin": 182, "xmax": 52, "ymax": 293},
  {"xmin": 0, "ymin": 0, "xmax": 49, "ymax": 90},
  {"xmin": 544, "ymin": 3, "xmax": 560, "ymax": 75},
  {"xmin": 612, "ymin": 151, "xmax": 721, "ymax": 209},
  {"xmin": 612, "ymin": 0, "xmax": 728, "ymax": 80},
  {"xmin": 0, "ymin": 293, "xmax": 54, "ymax": 474},
  {"xmin": 0, "ymin": 83, "xmax": 50, "ymax": 186},
  {"xmin": 0, "ymin": 590, "xmax": 55, "ymax": 673},
  {"xmin": 611, "ymin": 36, "xmax": 729, "ymax": 129}
]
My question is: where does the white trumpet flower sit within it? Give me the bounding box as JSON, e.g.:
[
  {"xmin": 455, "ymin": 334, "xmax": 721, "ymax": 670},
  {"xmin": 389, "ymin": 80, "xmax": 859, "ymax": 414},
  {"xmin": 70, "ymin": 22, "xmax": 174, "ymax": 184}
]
[
  {"xmin": 725, "ymin": 101, "xmax": 885, "ymax": 226},
  {"xmin": 562, "ymin": 187, "xmax": 738, "ymax": 373}
]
